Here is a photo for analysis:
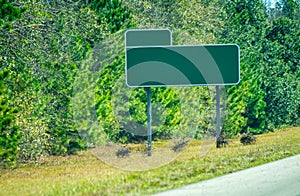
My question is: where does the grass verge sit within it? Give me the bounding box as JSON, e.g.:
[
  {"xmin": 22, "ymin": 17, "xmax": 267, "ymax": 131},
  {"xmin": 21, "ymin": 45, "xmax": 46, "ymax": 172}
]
[{"xmin": 1, "ymin": 127, "xmax": 300, "ymax": 195}]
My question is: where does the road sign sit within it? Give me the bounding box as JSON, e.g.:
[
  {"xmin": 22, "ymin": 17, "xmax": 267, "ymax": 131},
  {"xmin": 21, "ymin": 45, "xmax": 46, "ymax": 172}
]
[
  {"xmin": 125, "ymin": 29, "xmax": 172, "ymax": 47},
  {"xmin": 124, "ymin": 29, "xmax": 240, "ymax": 155},
  {"xmin": 126, "ymin": 44, "xmax": 240, "ymax": 87},
  {"xmin": 125, "ymin": 29, "xmax": 239, "ymax": 87}
]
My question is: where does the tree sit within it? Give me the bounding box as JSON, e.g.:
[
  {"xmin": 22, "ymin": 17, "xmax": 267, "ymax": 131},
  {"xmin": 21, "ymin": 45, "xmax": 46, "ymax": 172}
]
[
  {"xmin": 280, "ymin": 0, "xmax": 300, "ymax": 20},
  {"xmin": 0, "ymin": 0, "xmax": 133, "ymax": 163},
  {"xmin": 221, "ymin": 0, "xmax": 300, "ymax": 134},
  {"xmin": 0, "ymin": 1, "xmax": 97, "ymax": 161},
  {"xmin": 124, "ymin": 0, "xmax": 223, "ymax": 44},
  {"xmin": 220, "ymin": 0, "xmax": 268, "ymax": 135},
  {"xmin": 262, "ymin": 16, "xmax": 300, "ymax": 127},
  {"xmin": 0, "ymin": 0, "xmax": 23, "ymax": 29},
  {"xmin": 0, "ymin": 70, "xmax": 21, "ymax": 167}
]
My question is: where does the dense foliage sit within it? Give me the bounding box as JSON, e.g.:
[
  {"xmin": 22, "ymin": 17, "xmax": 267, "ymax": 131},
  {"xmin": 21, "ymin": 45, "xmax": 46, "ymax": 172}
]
[
  {"xmin": 0, "ymin": 0, "xmax": 299, "ymax": 166},
  {"xmin": 220, "ymin": 0, "xmax": 268, "ymax": 136},
  {"xmin": 263, "ymin": 4, "xmax": 300, "ymax": 128},
  {"xmin": 221, "ymin": 0, "xmax": 300, "ymax": 135},
  {"xmin": 0, "ymin": 0, "xmax": 24, "ymax": 29},
  {"xmin": 0, "ymin": 70, "xmax": 20, "ymax": 167}
]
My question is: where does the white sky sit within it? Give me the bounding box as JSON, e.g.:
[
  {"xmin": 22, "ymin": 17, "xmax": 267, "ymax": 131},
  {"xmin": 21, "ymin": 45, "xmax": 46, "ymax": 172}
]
[{"xmin": 269, "ymin": 0, "xmax": 278, "ymax": 8}]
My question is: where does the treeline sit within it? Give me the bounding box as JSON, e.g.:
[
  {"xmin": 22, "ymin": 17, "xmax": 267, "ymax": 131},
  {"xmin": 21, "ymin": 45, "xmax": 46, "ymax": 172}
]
[{"xmin": 0, "ymin": 0, "xmax": 299, "ymax": 167}]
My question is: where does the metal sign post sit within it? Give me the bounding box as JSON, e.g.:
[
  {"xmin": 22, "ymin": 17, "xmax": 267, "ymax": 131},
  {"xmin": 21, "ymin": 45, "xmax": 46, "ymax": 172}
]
[
  {"xmin": 216, "ymin": 85, "xmax": 221, "ymax": 148},
  {"xmin": 145, "ymin": 87, "xmax": 152, "ymax": 156},
  {"xmin": 126, "ymin": 29, "xmax": 172, "ymax": 157}
]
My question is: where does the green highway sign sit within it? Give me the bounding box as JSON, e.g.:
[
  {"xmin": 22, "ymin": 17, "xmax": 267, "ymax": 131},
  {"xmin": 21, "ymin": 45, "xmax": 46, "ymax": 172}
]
[
  {"xmin": 124, "ymin": 29, "xmax": 240, "ymax": 154},
  {"xmin": 125, "ymin": 30, "xmax": 240, "ymax": 87}
]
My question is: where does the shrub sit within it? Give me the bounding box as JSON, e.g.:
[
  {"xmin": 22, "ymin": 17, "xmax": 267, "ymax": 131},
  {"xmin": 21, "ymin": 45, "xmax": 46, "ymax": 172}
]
[
  {"xmin": 216, "ymin": 135, "xmax": 229, "ymax": 148},
  {"xmin": 116, "ymin": 147, "xmax": 130, "ymax": 158},
  {"xmin": 172, "ymin": 139, "xmax": 189, "ymax": 152},
  {"xmin": 240, "ymin": 133, "xmax": 257, "ymax": 145}
]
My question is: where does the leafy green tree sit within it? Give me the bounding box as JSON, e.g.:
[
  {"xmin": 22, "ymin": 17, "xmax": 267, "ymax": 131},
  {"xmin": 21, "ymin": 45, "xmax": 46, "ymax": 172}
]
[
  {"xmin": 82, "ymin": 0, "xmax": 131, "ymax": 33},
  {"xmin": 279, "ymin": 0, "xmax": 300, "ymax": 20},
  {"xmin": 0, "ymin": 0, "xmax": 23, "ymax": 29},
  {"xmin": 221, "ymin": 0, "xmax": 300, "ymax": 134},
  {"xmin": 125, "ymin": 0, "xmax": 223, "ymax": 44},
  {"xmin": 220, "ymin": 0, "xmax": 268, "ymax": 135},
  {"xmin": 1, "ymin": 0, "xmax": 134, "ymax": 162},
  {"xmin": 268, "ymin": 0, "xmax": 300, "ymax": 21},
  {"xmin": 0, "ymin": 0, "xmax": 23, "ymax": 167},
  {"xmin": 262, "ymin": 16, "xmax": 300, "ymax": 127},
  {"xmin": 0, "ymin": 1, "xmax": 104, "ymax": 162},
  {"xmin": 0, "ymin": 70, "xmax": 21, "ymax": 167}
]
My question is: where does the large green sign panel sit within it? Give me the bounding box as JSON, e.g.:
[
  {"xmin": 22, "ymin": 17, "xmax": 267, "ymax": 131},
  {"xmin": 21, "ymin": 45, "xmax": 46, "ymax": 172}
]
[{"xmin": 125, "ymin": 30, "xmax": 240, "ymax": 87}]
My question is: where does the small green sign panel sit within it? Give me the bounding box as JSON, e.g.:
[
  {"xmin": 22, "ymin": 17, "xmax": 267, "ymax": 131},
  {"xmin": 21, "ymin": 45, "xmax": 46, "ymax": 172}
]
[
  {"xmin": 125, "ymin": 30, "xmax": 240, "ymax": 87},
  {"xmin": 125, "ymin": 29, "xmax": 172, "ymax": 47}
]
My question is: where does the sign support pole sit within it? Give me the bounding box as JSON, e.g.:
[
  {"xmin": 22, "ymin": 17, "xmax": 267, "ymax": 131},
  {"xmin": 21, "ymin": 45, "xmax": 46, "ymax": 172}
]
[
  {"xmin": 145, "ymin": 87, "xmax": 152, "ymax": 156},
  {"xmin": 216, "ymin": 85, "xmax": 221, "ymax": 148}
]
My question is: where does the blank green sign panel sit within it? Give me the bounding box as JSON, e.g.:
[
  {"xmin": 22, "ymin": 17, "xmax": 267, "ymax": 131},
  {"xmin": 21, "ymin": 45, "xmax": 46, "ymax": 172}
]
[{"xmin": 125, "ymin": 30, "xmax": 240, "ymax": 87}]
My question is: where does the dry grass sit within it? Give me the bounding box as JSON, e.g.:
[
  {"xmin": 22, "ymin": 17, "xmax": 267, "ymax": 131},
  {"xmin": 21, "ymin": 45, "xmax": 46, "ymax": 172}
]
[{"xmin": 0, "ymin": 127, "xmax": 299, "ymax": 195}]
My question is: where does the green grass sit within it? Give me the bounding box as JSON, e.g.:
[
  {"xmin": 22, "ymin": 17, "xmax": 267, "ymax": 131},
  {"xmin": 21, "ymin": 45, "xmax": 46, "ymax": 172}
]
[{"xmin": 1, "ymin": 127, "xmax": 300, "ymax": 195}]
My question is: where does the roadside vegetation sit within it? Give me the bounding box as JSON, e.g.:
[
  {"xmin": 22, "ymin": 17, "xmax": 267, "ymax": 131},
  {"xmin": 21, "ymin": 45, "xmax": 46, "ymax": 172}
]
[
  {"xmin": 1, "ymin": 127, "xmax": 299, "ymax": 195},
  {"xmin": 1, "ymin": 0, "xmax": 298, "ymax": 193}
]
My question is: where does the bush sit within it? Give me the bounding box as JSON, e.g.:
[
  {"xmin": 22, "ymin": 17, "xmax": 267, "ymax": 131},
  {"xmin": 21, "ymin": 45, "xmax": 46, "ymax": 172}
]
[
  {"xmin": 240, "ymin": 133, "xmax": 257, "ymax": 145},
  {"xmin": 116, "ymin": 147, "xmax": 130, "ymax": 158},
  {"xmin": 216, "ymin": 135, "xmax": 229, "ymax": 148},
  {"xmin": 172, "ymin": 139, "xmax": 189, "ymax": 152}
]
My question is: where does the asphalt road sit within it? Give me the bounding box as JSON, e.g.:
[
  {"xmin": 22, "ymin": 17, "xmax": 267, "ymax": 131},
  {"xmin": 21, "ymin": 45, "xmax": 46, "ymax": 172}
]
[{"xmin": 155, "ymin": 154, "xmax": 300, "ymax": 196}]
